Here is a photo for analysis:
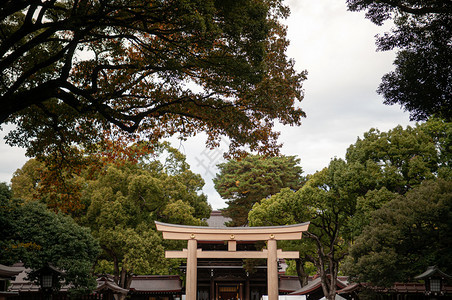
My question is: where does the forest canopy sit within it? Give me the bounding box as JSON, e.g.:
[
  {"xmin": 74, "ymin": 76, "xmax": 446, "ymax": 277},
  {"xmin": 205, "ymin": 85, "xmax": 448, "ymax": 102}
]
[{"xmin": 0, "ymin": 0, "xmax": 306, "ymax": 158}]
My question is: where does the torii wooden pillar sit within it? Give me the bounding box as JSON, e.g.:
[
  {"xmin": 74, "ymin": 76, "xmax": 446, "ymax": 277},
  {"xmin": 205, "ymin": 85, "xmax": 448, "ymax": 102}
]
[{"xmin": 155, "ymin": 221, "xmax": 309, "ymax": 300}]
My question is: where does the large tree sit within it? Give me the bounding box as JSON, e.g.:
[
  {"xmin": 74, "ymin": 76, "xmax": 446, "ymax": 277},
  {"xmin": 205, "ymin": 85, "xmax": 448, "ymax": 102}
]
[
  {"xmin": 9, "ymin": 141, "xmax": 210, "ymax": 297},
  {"xmin": 214, "ymin": 154, "xmax": 304, "ymax": 226},
  {"xmin": 346, "ymin": 118, "xmax": 451, "ymax": 235},
  {"xmin": 249, "ymin": 159, "xmax": 364, "ymax": 300},
  {"xmin": 345, "ymin": 179, "xmax": 452, "ymax": 287},
  {"xmin": 1, "ymin": 0, "xmax": 306, "ymax": 158},
  {"xmin": 80, "ymin": 147, "xmax": 211, "ymax": 296},
  {"xmin": 346, "ymin": 0, "xmax": 452, "ymax": 121},
  {"xmin": 0, "ymin": 183, "xmax": 100, "ymax": 295},
  {"xmin": 346, "ymin": 118, "xmax": 451, "ymax": 192},
  {"xmin": 249, "ymin": 119, "xmax": 452, "ymax": 299}
]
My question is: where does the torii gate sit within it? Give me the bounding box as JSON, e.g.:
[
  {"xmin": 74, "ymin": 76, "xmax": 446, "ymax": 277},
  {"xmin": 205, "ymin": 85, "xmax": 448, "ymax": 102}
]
[{"xmin": 155, "ymin": 221, "xmax": 310, "ymax": 300}]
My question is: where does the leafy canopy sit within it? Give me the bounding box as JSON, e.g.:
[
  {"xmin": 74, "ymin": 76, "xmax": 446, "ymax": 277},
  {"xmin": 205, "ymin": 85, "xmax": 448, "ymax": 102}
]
[
  {"xmin": 1, "ymin": 0, "xmax": 306, "ymax": 158},
  {"xmin": 249, "ymin": 159, "xmax": 363, "ymax": 300},
  {"xmin": 214, "ymin": 154, "xmax": 304, "ymax": 226},
  {"xmin": 9, "ymin": 141, "xmax": 210, "ymax": 292},
  {"xmin": 345, "ymin": 179, "xmax": 452, "ymax": 287},
  {"xmin": 0, "ymin": 184, "xmax": 100, "ymax": 294},
  {"xmin": 78, "ymin": 145, "xmax": 211, "ymax": 290},
  {"xmin": 346, "ymin": 0, "xmax": 452, "ymax": 121},
  {"xmin": 249, "ymin": 119, "xmax": 452, "ymax": 298}
]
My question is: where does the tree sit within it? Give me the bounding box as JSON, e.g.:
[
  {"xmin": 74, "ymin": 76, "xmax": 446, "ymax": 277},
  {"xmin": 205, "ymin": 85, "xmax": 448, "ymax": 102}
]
[
  {"xmin": 0, "ymin": 186, "xmax": 100, "ymax": 295},
  {"xmin": 249, "ymin": 159, "xmax": 362, "ymax": 300},
  {"xmin": 9, "ymin": 141, "xmax": 209, "ymax": 298},
  {"xmin": 81, "ymin": 150, "xmax": 211, "ymax": 297},
  {"xmin": 9, "ymin": 140, "xmax": 191, "ymax": 216},
  {"xmin": 1, "ymin": 0, "xmax": 306, "ymax": 158},
  {"xmin": 10, "ymin": 158, "xmax": 43, "ymax": 201},
  {"xmin": 345, "ymin": 119, "xmax": 452, "ymax": 194},
  {"xmin": 346, "ymin": 0, "xmax": 452, "ymax": 121},
  {"xmin": 248, "ymin": 120, "xmax": 452, "ymax": 299},
  {"xmin": 0, "ymin": 182, "xmax": 15, "ymax": 255},
  {"xmin": 345, "ymin": 179, "xmax": 452, "ymax": 287},
  {"xmin": 214, "ymin": 154, "xmax": 304, "ymax": 226},
  {"xmin": 345, "ymin": 118, "xmax": 451, "ymax": 235}
]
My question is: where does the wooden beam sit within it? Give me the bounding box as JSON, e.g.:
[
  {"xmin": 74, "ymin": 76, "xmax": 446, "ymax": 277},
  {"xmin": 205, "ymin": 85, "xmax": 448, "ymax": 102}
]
[
  {"xmin": 165, "ymin": 249, "xmax": 299, "ymax": 259},
  {"xmin": 165, "ymin": 249, "xmax": 188, "ymax": 258},
  {"xmin": 160, "ymin": 232, "xmax": 304, "ymax": 241}
]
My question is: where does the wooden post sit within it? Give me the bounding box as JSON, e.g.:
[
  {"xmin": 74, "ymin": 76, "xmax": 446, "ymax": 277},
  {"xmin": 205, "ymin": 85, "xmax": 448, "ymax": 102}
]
[
  {"xmin": 246, "ymin": 273, "xmax": 250, "ymax": 300},
  {"xmin": 267, "ymin": 239, "xmax": 278, "ymax": 300},
  {"xmin": 187, "ymin": 238, "xmax": 197, "ymax": 300},
  {"xmin": 210, "ymin": 269, "xmax": 215, "ymax": 300}
]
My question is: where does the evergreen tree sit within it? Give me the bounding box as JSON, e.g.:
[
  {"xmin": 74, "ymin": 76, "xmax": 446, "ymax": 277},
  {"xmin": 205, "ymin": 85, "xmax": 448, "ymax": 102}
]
[{"xmin": 214, "ymin": 155, "xmax": 304, "ymax": 226}]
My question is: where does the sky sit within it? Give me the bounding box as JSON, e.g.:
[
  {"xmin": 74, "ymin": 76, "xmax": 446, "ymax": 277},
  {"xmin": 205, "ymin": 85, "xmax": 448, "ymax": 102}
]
[{"xmin": 0, "ymin": 1, "xmax": 414, "ymax": 209}]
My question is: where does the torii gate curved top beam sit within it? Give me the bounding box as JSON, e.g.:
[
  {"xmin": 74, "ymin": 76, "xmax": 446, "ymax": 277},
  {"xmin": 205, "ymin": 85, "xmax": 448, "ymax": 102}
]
[{"xmin": 155, "ymin": 221, "xmax": 310, "ymax": 241}]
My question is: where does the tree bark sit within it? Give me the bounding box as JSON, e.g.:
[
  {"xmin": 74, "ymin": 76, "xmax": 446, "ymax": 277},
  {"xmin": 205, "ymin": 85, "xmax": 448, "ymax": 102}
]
[{"xmin": 295, "ymin": 259, "xmax": 309, "ymax": 287}]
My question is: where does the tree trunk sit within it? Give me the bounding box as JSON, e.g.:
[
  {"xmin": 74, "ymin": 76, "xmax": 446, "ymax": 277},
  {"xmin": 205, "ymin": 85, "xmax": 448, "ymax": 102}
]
[
  {"xmin": 305, "ymin": 230, "xmax": 343, "ymax": 300},
  {"xmin": 115, "ymin": 267, "xmax": 134, "ymax": 300},
  {"xmin": 318, "ymin": 258, "xmax": 339, "ymax": 300},
  {"xmin": 115, "ymin": 293, "xmax": 127, "ymax": 300},
  {"xmin": 295, "ymin": 259, "xmax": 309, "ymax": 287}
]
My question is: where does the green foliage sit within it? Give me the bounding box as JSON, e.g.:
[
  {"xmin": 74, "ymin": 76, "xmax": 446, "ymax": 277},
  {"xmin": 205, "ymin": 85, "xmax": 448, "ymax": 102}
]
[
  {"xmin": 0, "ymin": 182, "xmax": 16, "ymax": 258},
  {"xmin": 285, "ymin": 260, "xmax": 316, "ymax": 277},
  {"xmin": 346, "ymin": 123, "xmax": 439, "ymax": 192},
  {"xmin": 350, "ymin": 187, "xmax": 398, "ymax": 237},
  {"xmin": 0, "ymin": 192, "xmax": 100, "ymax": 293},
  {"xmin": 214, "ymin": 154, "xmax": 304, "ymax": 226},
  {"xmin": 0, "ymin": 182, "xmax": 12, "ymax": 201},
  {"xmin": 420, "ymin": 118, "xmax": 452, "ymax": 179},
  {"xmin": 81, "ymin": 150, "xmax": 211, "ymax": 289},
  {"xmin": 10, "ymin": 159, "xmax": 43, "ymax": 201},
  {"xmin": 249, "ymin": 159, "xmax": 362, "ymax": 300},
  {"xmin": 346, "ymin": 0, "xmax": 452, "ymax": 121},
  {"xmin": 1, "ymin": 0, "xmax": 306, "ymax": 159},
  {"xmin": 345, "ymin": 179, "xmax": 452, "ymax": 287},
  {"xmin": 8, "ymin": 142, "xmax": 210, "ymax": 291},
  {"xmin": 249, "ymin": 120, "xmax": 452, "ymax": 298},
  {"xmin": 346, "ymin": 119, "xmax": 452, "ymax": 236}
]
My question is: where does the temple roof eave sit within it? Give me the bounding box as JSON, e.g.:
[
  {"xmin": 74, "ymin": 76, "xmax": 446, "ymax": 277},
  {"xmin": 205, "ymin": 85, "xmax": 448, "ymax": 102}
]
[{"xmin": 0, "ymin": 264, "xmax": 25, "ymax": 278}]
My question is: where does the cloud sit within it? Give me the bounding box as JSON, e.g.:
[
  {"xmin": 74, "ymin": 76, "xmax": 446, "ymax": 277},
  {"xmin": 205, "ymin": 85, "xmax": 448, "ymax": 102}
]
[{"xmin": 0, "ymin": 125, "xmax": 28, "ymax": 184}]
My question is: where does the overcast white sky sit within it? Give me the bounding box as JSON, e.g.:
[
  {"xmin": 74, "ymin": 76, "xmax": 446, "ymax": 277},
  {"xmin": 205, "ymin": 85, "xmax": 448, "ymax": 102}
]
[{"xmin": 0, "ymin": 1, "xmax": 414, "ymax": 209}]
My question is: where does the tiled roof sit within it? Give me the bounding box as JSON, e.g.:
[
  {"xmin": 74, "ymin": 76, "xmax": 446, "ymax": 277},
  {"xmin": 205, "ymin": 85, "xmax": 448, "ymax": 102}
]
[
  {"xmin": 279, "ymin": 276, "xmax": 302, "ymax": 292},
  {"xmin": 0, "ymin": 264, "xmax": 25, "ymax": 279},
  {"xmin": 205, "ymin": 210, "xmax": 231, "ymax": 227},
  {"xmin": 415, "ymin": 266, "xmax": 452, "ymax": 280},
  {"xmin": 130, "ymin": 275, "xmax": 182, "ymax": 293},
  {"xmin": 290, "ymin": 277, "xmax": 347, "ymax": 295},
  {"xmin": 337, "ymin": 282, "xmax": 452, "ymax": 295},
  {"xmin": 96, "ymin": 276, "xmax": 128, "ymax": 294},
  {"xmin": 8, "ymin": 268, "xmax": 70, "ymax": 293},
  {"xmin": 8, "ymin": 271, "xmax": 182, "ymax": 294}
]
